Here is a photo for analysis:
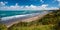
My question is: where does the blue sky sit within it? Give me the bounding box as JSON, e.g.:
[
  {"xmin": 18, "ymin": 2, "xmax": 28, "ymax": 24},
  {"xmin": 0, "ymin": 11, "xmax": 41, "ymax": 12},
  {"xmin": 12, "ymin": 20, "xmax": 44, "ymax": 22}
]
[{"xmin": 0, "ymin": 0, "xmax": 60, "ymax": 10}]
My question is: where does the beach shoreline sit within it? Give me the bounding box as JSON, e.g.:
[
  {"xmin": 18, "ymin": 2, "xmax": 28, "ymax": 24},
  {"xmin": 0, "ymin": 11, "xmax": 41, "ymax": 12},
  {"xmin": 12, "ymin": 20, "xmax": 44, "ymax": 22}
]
[{"xmin": 0, "ymin": 11, "xmax": 49, "ymax": 27}]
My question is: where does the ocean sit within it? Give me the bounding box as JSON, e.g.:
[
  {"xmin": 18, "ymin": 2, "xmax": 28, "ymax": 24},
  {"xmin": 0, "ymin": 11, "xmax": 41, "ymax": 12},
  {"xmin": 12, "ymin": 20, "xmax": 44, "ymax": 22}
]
[
  {"xmin": 0, "ymin": 10, "xmax": 52, "ymax": 21},
  {"xmin": 0, "ymin": 10, "xmax": 44, "ymax": 18},
  {"xmin": 0, "ymin": 10, "xmax": 50, "ymax": 23}
]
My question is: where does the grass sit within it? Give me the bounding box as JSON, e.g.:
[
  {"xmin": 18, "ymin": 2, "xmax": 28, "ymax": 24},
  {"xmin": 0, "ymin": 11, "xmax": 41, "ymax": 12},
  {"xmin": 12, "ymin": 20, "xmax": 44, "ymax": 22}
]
[
  {"xmin": 9, "ymin": 25, "xmax": 54, "ymax": 30},
  {"xmin": 8, "ymin": 10, "xmax": 60, "ymax": 30}
]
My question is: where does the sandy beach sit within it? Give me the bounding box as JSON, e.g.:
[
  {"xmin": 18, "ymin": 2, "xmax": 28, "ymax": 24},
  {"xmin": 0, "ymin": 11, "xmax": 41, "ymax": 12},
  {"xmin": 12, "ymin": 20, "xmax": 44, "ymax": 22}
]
[
  {"xmin": 5, "ymin": 14, "xmax": 42, "ymax": 27},
  {"xmin": 0, "ymin": 11, "xmax": 49, "ymax": 27}
]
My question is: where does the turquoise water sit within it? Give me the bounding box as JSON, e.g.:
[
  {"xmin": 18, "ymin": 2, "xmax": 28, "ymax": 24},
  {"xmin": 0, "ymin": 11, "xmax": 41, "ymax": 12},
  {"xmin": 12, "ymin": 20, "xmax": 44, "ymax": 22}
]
[{"xmin": 0, "ymin": 10, "xmax": 44, "ymax": 18}]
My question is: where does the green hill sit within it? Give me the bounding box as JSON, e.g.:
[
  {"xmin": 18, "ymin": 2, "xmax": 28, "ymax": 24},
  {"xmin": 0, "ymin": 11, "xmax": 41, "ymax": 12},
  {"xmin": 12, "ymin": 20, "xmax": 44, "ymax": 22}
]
[{"xmin": 7, "ymin": 10, "xmax": 60, "ymax": 30}]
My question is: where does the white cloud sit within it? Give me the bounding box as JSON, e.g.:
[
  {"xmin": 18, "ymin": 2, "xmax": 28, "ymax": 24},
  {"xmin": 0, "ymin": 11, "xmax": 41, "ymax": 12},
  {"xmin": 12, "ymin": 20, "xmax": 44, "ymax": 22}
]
[
  {"xmin": 0, "ymin": 2, "xmax": 59, "ymax": 10},
  {"xmin": 41, "ymin": 4, "xmax": 48, "ymax": 8},
  {"xmin": 0, "ymin": 2, "xmax": 7, "ymax": 6},
  {"xmin": 0, "ymin": 2, "xmax": 5, "ymax": 7},
  {"xmin": 55, "ymin": 0, "xmax": 60, "ymax": 6},
  {"xmin": 54, "ymin": 0, "xmax": 60, "ymax": 2},
  {"xmin": 40, "ymin": 0, "xmax": 44, "ymax": 3},
  {"xmin": 57, "ymin": 0, "xmax": 60, "ymax": 1}
]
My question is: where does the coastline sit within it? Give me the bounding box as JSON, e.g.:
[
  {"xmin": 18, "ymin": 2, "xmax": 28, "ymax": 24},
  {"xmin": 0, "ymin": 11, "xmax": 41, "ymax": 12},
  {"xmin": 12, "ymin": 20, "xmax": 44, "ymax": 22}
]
[{"xmin": 0, "ymin": 11, "xmax": 49, "ymax": 27}]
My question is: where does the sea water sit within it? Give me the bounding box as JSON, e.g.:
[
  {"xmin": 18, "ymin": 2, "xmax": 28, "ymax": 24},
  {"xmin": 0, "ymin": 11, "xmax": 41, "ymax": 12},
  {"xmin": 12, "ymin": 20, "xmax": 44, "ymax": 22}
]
[
  {"xmin": 0, "ymin": 10, "xmax": 51, "ymax": 21},
  {"xmin": 0, "ymin": 10, "xmax": 44, "ymax": 18}
]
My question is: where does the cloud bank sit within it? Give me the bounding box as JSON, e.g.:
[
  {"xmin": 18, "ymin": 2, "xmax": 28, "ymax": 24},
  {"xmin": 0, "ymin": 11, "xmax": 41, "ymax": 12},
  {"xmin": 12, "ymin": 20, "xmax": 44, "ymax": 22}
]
[
  {"xmin": 0, "ymin": 2, "xmax": 59, "ymax": 10},
  {"xmin": 57, "ymin": 0, "xmax": 60, "ymax": 6}
]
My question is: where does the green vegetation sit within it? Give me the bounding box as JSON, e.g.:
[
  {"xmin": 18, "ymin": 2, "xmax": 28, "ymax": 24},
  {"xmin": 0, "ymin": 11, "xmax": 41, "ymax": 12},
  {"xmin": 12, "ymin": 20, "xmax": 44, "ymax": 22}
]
[
  {"xmin": 8, "ymin": 10, "xmax": 60, "ymax": 30},
  {"xmin": 0, "ymin": 10, "xmax": 60, "ymax": 30},
  {"xmin": 0, "ymin": 24, "xmax": 7, "ymax": 30},
  {"xmin": 8, "ymin": 25, "xmax": 54, "ymax": 30},
  {"xmin": 38, "ymin": 10, "xmax": 60, "ymax": 25}
]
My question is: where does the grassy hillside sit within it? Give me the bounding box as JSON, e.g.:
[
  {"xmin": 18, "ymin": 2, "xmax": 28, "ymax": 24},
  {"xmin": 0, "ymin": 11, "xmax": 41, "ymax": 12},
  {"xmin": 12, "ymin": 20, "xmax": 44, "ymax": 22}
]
[
  {"xmin": 7, "ymin": 10, "xmax": 60, "ymax": 30},
  {"xmin": 0, "ymin": 24, "xmax": 7, "ymax": 30}
]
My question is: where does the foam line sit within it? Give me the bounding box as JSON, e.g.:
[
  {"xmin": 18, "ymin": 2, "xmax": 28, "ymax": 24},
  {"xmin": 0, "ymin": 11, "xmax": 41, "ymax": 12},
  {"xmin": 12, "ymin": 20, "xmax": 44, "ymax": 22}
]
[{"xmin": 1, "ymin": 13, "xmax": 40, "ymax": 21}]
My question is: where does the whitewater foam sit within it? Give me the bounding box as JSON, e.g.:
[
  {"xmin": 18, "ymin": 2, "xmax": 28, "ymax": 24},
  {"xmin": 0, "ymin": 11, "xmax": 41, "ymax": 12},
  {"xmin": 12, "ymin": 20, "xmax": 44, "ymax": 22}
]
[{"xmin": 1, "ymin": 13, "xmax": 40, "ymax": 21}]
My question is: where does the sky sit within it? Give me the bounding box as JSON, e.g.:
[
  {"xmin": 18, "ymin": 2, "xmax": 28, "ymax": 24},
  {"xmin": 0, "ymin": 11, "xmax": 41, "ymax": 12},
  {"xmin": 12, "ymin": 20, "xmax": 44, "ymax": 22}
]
[{"xmin": 0, "ymin": 0, "xmax": 60, "ymax": 10}]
